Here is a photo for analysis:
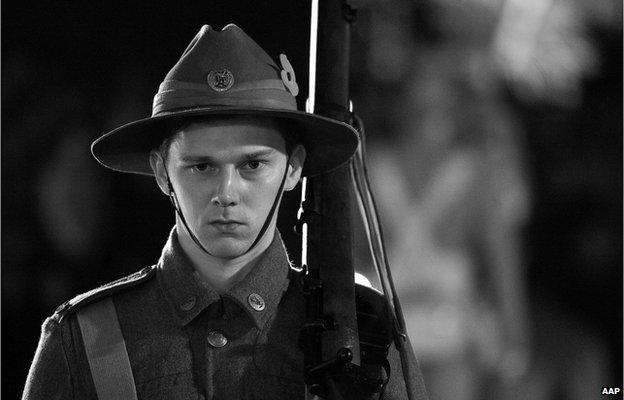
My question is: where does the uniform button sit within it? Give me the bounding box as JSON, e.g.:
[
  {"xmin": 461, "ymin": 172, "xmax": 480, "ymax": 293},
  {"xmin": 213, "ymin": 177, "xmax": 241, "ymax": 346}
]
[
  {"xmin": 207, "ymin": 331, "xmax": 228, "ymax": 348},
  {"xmin": 247, "ymin": 293, "xmax": 265, "ymax": 311},
  {"xmin": 180, "ymin": 296, "xmax": 196, "ymax": 311}
]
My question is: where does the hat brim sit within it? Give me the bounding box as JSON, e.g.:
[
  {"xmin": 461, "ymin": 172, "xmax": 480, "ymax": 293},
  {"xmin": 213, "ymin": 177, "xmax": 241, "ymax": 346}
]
[{"xmin": 91, "ymin": 107, "xmax": 359, "ymax": 177}]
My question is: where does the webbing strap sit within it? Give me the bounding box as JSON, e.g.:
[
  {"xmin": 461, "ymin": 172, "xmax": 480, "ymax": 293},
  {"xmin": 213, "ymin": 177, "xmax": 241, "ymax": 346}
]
[{"xmin": 77, "ymin": 298, "xmax": 138, "ymax": 400}]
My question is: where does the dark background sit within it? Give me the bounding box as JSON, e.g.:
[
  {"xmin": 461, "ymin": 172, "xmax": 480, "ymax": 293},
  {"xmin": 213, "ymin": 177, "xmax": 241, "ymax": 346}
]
[{"xmin": 2, "ymin": 1, "xmax": 622, "ymax": 399}]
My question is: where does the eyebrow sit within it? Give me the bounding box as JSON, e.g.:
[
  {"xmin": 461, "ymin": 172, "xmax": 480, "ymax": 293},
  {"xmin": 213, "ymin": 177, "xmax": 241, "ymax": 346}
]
[{"xmin": 179, "ymin": 149, "xmax": 278, "ymax": 164}]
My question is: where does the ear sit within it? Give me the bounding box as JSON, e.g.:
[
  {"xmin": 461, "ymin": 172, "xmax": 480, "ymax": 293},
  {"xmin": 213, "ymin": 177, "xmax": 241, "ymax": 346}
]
[
  {"xmin": 284, "ymin": 144, "xmax": 306, "ymax": 191},
  {"xmin": 149, "ymin": 150, "xmax": 172, "ymax": 196}
]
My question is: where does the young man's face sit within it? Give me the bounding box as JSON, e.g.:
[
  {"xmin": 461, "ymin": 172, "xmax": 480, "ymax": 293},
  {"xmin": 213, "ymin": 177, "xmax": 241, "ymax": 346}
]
[{"xmin": 151, "ymin": 117, "xmax": 305, "ymax": 259}]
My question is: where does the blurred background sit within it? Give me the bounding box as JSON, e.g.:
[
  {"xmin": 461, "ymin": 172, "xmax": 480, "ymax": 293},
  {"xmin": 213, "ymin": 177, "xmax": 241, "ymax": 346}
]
[{"xmin": 2, "ymin": 0, "xmax": 621, "ymax": 399}]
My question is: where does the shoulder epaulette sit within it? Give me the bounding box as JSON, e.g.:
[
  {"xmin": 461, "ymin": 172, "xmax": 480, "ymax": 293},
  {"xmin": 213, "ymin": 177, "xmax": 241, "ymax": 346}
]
[{"xmin": 52, "ymin": 265, "xmax": 157, "ymax": 323}]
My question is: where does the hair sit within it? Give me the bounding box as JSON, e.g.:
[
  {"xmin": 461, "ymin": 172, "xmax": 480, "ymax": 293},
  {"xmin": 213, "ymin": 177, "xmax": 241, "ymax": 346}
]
[{"xmin": 155, "ymin": 116, "xmax": 300, "ymax": 165}]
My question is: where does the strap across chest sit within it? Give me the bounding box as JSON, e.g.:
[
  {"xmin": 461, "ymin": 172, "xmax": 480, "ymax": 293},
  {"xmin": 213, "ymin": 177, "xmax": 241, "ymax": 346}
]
[{"xmin": 76, "ymin": 298, "xmax": 138, "ymax": 400}]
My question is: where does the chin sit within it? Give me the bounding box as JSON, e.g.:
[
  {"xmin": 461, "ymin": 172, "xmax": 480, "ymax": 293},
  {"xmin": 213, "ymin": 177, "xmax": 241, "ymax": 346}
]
[{"xmin": 205, "ymin": 237, "xmax": 250, "ymax": 259}]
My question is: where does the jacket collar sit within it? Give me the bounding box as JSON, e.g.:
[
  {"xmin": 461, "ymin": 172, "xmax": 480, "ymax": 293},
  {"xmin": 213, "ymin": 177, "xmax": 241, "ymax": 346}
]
[{"xmin": 156, "ymin": 227, "xmax": 293, "ymax": 329}]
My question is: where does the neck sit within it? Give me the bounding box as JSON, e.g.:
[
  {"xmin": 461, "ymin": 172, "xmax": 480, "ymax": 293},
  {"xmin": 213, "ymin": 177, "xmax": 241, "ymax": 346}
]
[{"xmin": 176, "ymin": 219, "xmax": 277, "ymax": 293}]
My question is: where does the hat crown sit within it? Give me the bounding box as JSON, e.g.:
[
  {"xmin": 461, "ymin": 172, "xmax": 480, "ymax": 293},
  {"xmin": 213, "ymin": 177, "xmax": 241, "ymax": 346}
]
[
  {"xmin": 152, "ymin": 24, "xmax": 297, "ymax": 115},
  {"xmin": 167, "ymin": 25, "xmax": 277, "ymax": 85}
]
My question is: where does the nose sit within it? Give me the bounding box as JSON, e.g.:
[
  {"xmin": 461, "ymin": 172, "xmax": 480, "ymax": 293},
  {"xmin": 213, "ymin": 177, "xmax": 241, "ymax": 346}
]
[{"xmin": 211, "ymin": 167, "xmax": 239, "ymax": 207}]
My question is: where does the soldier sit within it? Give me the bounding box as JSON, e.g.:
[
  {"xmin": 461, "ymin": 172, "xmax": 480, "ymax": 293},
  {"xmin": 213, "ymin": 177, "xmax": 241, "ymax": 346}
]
[{"xmin": 23, "ymin": 24, "xmax": 427, "ymax": 399}]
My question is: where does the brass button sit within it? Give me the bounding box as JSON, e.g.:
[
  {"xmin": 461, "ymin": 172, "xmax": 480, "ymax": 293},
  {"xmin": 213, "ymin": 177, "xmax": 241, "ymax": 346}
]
[
  {"xmin": 247, "ymin": 293, "xmax": 265, "ymax": 311},
  {"xmin": 180, "ymin": 296, "xmax": 196, "ymax": 311},
  {"xmin": 207, "ymin": 331, "xmax": 228, "ymax": 348}
]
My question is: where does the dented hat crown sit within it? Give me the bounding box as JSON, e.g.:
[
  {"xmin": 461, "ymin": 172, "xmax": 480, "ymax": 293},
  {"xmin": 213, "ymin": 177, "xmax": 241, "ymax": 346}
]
[
  {"xmin": 91, "ymin": 24, "xmax": 358, "ymax": 177},
  {"xmin": 152, "ymin": 24, "xmax": 299, "ymax": 114}
]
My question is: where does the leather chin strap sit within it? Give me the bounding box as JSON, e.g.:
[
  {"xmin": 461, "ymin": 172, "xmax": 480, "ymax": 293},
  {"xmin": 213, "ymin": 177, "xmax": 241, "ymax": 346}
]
[{"xmin": 164, "ymin": 156, "xmax": 291, "ymax": 258}]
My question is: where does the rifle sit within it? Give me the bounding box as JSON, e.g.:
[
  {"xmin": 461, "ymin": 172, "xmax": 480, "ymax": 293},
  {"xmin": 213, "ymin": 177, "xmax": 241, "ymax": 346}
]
[{"xmin": 298, "ymin": 1, "xmax": 428, "ymax": 399}]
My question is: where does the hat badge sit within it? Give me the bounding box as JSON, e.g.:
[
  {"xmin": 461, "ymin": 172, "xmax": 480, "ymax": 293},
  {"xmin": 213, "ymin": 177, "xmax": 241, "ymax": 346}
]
[{"xmin": 207, "ymin": 68, "xmax": 234, "ymax": 92}]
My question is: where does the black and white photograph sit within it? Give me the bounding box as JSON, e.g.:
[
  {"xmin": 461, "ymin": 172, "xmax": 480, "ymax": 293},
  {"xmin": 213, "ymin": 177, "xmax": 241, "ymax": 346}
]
[{"xmin": 2, "ymin": 1, "xmax": 622, "ymax": 399}]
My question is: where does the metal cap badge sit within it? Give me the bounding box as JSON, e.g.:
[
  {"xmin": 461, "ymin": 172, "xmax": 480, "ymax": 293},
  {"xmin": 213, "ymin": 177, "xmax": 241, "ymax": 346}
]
[{"xmin": 207, "ymin": 68, "xmax": 234, "ymax": 92}]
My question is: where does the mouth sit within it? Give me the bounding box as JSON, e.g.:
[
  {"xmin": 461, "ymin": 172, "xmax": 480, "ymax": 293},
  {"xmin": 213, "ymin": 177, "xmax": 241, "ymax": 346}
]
[{"xmin": 208, "ymin": 219, "xmax": 244, "ymax": 231}]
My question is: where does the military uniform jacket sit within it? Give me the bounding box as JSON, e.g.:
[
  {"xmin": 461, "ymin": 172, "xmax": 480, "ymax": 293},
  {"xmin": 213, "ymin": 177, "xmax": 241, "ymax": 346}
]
[{"xmin": 22, "ymin": 229, "xmax": 428, "ymax": 400}]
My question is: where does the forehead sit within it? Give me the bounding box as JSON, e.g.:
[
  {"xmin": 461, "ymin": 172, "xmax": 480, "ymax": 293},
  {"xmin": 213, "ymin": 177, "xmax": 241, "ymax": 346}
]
[{"xmin": 168, "ymin": 117, "xmax": 286, "ymax": 155}]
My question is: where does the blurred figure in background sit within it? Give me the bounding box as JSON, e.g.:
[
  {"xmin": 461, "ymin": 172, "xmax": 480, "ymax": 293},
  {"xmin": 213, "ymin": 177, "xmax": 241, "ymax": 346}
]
[{"xmin": 350, "ymin": 0, "xmax": 620, "ymax": 398}]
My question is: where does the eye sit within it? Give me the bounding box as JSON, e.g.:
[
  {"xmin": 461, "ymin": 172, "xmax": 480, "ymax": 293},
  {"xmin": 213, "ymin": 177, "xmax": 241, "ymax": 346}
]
[
  {"xmin": 246, "ymin": 160, "xmax": 261, "ymax": 170},
  {"xmin": 242, "ymin": 160, "xmax": 265, "ymax": 171},
  {"xmin": 191, "ymin": 163, "xmax": 210, "ymax": 172}
]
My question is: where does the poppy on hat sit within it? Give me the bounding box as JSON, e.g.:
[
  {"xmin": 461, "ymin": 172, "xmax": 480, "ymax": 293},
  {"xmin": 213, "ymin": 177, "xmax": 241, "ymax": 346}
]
[{"xmin": 91, "ymin": 24, "xmax": 359, "ymax": 177}]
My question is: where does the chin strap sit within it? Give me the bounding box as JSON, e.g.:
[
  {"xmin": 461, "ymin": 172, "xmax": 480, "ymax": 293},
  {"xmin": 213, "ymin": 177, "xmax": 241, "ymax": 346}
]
[{"xmin": 163, "ymin": 155, "xmax": 291, "ymax": 258}]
